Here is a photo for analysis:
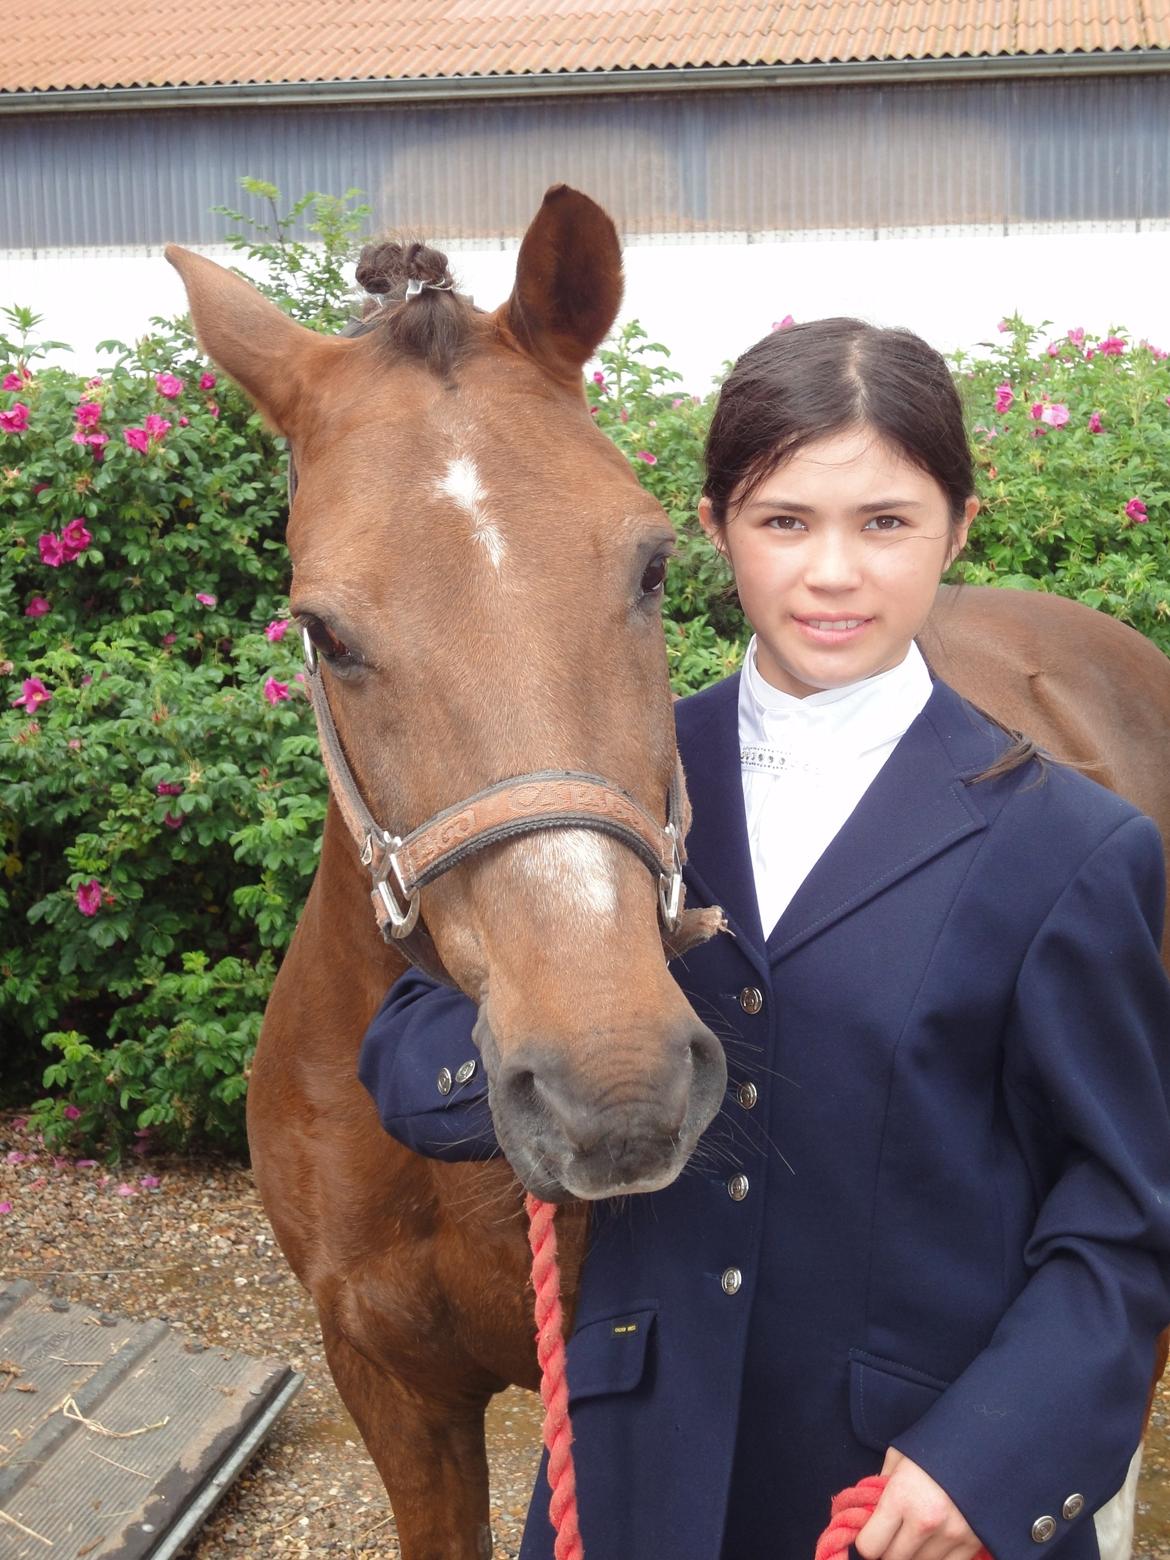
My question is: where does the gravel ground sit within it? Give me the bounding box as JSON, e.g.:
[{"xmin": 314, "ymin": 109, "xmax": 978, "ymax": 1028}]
[{"xmin": 3, "ymin": 1110, "xmax": 1170, "ymax": 1558}]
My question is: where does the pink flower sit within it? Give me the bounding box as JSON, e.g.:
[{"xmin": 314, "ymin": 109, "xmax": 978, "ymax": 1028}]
[
  {"xmin": 263, "ymin": 677, "xmax": 290, "ymax": 705},
  {"xmin": 75, "ymin": 1158, "xmax": 97, "ymax": 1168},
  {"xmin": 207, "ymin": 403, "xmax": 219, "ymax": 419},
  {"xmin": 24, "ymin": 597, "xmax": 50, "ymax": 617},
  {"xmin": 0, "ymin": 403, "xmax": 30, "ymax": 433},
  {"xmin": 115, "ymin": 1183, "xmax": 138, "ymax": 1197},
  {"xmin": 1045, "ymin": 341, "xmax": 1060, "ymax": 357},
  {"xmin": 11, "ymin": 677, "xmax": 51, "ymax": 713},
  {"xmin": 75, "ymin": 401, "xmax": 102, "ymax": 428},
  {"xmin": 264, "ymin": 619, "xmax": 290, "ymax": 642},
  {"xmin": 75, "ymin": 879, "xmax": 103, "ymax": 916},
  {"xmin": 6, "ymin": 1151, "xmax": 26, "ymax": 1164},
  {"xmin": 162, "ymin": 632, "xmax": 177, "ymax": 645},
  {"xmin": 63, "ymin": 1104, "xmax": 81, "ymax": 1121},
  {"xmin": 1098, "ymin": 336, "xmax": 1127, "ymax": 357},
  {"xmin": 1067, "ymin": 327, "xmax": 1085, "ymax": 346},
  {"xmin": 123, "ymin": 426, "xmax": 149, "ymax": 453},
  {"xmin": 1040, "ymin": 403, "xmax": 1069, "ymax": 428},
  {"xmin": 67, "ymin": 738, "xmax": 81, "ymax": 750},
  {"xmin": 619, "ymin": 408, "xmax": 629, "ymax": 424},
  {"xmin": 155, "ymin": 372, "xmax": 184, "ymax": 399},
  {"xmin": 591, "ymin": 371, "xmax": 606, "ymax": 388},
  {"xmin": 155, "ymin": 780, "xmax": 183, "ymax": 795},
  {"xmin": 144, "ymin": 413, "xmax": 172, "ymax": 438},
  {"xmin": 635, "ymin": 451, "xmax": 657, "ymax": 465},
  {"xmin": 994, "ymin": 383, "xmax": 1014, "ymax": 413},
  {"xmin": 39, "ymin": 532, "xmax": 66, "ymax": 566},
  {"xmin": 997, "ymin": 319, "xmax": 1010, "ymax": 332},
  {"xmin": 1088, "ymin": 412, "xmax": 1104, "ymax": 434},
  {"xmin": 195, "ymin": 592, "xmax": 217, "ymax": 607},
  {"xmin": 771, "ymin": 315, "xmax": 795, "ymax": 331},
  {"xmin": 1029, "ymin": 403, "xmax": 1044, "ymax": 420},
  {"xmin": 178, "ymin": 416, "xmax": 189, "ymax": 427},
  {"xmin": 85, "ymin": 431, "xmax": 109, "ymax": 449},
  {"xmin": 2, "ymin": 372, "xmax": 23, "ymax": 391},
  {"xmin": 1125, "ymin": 498, "xmax": 1149, "ymax": 525},
  {"xmin": 199, "ymin": 372, "xmax": 217, "ymax": 390},
  {"xmin": 86, "ymin": 376, "xmax": 103, "ymax": 388},
  {"xmin": 163, "ymin": 811, "xmax": 184, "ymax": 829},
  {"xmin": 140, "ymin": 1174, "xmax": 161, "ymax": 1188},
  {"xmin": 61, "ymin": 518, "xmax": 92, "ymax": 560},
  {"xmin": 0, "ymin": 1202, "xmax": 11, "ymax": 1216}
]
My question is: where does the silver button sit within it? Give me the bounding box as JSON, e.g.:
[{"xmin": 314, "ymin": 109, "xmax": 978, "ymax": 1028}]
[
  {"xmin": 721, "ymin": 1267, "xmax": 742, "ymax": 1295},
  {"xmin": 727, "ymin": 1174, "xmax": 749, "ymax": 1202},
  {"xmin": 436, "ymin": 1067, "xmax": 453, "ymax": 1095},
  {"xmin": 736, "ymin": 1081, "xmax": 758, "ymax": 1110},
  {"xmin": 454, "ymin": 1059, "xmax": 477, "ymax": 1085},
  {"xmin": 738, "ymin": 986, "xmax": 764, "ymax": 1015},
  {"xmin": 1062, "ymin": 1495, "xmax": 1084, "ymax": 1522},
  {"xmin": 1031, "ymin": 1516, "xmax": 1056, "ymax": 1544}
]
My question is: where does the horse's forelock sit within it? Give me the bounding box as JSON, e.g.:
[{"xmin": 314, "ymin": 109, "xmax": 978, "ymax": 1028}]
[{"xmin": 353, "ymin": 237, "xmax": 478, "ymax": 376}]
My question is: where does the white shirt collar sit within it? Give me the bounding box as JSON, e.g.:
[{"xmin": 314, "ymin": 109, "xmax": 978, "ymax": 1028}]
[{"xmin": 739, "ymin": 637, "xmax": 933, "ymax": 761}]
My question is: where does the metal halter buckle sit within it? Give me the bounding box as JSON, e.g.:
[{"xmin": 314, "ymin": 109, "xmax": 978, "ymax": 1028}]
[
  {"xmin": 363, "ymin": 830, "xmax": 421, "ymax": 939},
  {"xmin": 658, "ymin": 825, "xmax": 683, "ymax": 933}
]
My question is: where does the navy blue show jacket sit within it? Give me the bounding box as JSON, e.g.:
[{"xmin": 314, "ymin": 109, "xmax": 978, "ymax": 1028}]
[{"xmin": 358, "ymin": 673, "xmax": 1170, "ymax": 1560}]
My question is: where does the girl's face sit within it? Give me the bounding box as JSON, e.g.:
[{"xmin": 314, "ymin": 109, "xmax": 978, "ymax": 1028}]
[{"xmin": 699, "ymin": 426, "xmax": 978, "ymax": 699}]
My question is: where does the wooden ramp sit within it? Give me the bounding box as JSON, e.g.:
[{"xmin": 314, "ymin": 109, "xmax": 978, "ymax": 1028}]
[{"xmin": 0, "ymin": 1279, "xmax": 302, "ymax": 1558}]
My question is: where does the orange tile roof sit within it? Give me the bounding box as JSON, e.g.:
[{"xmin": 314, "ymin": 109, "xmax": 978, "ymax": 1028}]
[{"xmin": 5, "ymin": 0, "xmax": 1169, "ymax": 93}]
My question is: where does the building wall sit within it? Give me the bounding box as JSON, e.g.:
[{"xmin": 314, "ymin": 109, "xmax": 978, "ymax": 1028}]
[{"xmin": 3, "ymin": 73, "xmax": 1170, "ymax": 251}]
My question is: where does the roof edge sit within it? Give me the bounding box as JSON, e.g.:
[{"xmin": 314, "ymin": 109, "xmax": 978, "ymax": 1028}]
[{"xmin": 2, "ymin": 50, "xmax": 1169, "ymax": 112}]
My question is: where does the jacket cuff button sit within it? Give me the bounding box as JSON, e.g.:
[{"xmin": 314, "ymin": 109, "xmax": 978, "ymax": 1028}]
[
  {"xmin": 1031, "ymin": 1515, "xmax": 1057, "ymax": 1543},
  {"xmin": 436, "ymin": 1067, "xmax": 453, "ymax": 1095},
  {"xmin": 1062, "ymin": 1494, "xmax": 1084, "ymax": 1521},
  {"xmin": 454, "ymin": 1059, "xmax": 477, "ymax": 1086}
]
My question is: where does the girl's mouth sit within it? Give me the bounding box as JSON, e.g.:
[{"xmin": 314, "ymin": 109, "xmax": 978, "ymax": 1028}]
[{"xmin": 794, "ymin": 616, "xmax": 872, "ymax": 643}]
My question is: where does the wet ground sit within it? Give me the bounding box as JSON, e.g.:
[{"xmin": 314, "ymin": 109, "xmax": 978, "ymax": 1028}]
[{"xmin": 2, "ymin": 1122, "xmax": 1170, "ymax": 1556}]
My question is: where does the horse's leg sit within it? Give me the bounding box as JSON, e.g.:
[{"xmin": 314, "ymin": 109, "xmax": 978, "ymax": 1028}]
[{"xmin": 320, "ymin": 1313, "xmax": 497, "ymax": 1560}]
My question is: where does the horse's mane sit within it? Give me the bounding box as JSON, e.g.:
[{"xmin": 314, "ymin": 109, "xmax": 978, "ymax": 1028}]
[{"xmin": 352, "ymin": 239, "xmax": 477, "ymax": 376}]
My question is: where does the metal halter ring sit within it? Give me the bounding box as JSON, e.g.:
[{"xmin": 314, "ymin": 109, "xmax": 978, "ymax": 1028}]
[
  {"xmin": 362, "ymin": 830, "xmax": 422, "ymax": 939},
  {"xmin": 658, "ymin": 825, "xmax": 683, "ymax": 933},
  {"xmin": 404, "ymin": 277, "xmax": 455, "ymax": 299}
]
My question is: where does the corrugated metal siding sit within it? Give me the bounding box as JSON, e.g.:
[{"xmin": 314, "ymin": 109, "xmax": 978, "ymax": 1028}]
[{"xmin": 3, "ymin": 75, "xmax": 1169, "ymax": 252}]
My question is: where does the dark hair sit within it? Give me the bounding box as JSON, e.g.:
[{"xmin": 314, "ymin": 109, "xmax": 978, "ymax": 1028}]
[
  {"xmin": 703, "ymin": 317, "xmax": 973, "ymax": 526},
  {"xmin": 704, "ymin": 317, "xmax": 1040, "ymax": 781},
  {"xmin": 353, "ymin": 239, "xmax": 471, "ymax": 374}
]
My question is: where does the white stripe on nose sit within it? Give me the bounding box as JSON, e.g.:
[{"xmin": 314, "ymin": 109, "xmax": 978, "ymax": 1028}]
[{"xmin": 437, "ymin": 456, "xmax": 506, "ymax": 569}]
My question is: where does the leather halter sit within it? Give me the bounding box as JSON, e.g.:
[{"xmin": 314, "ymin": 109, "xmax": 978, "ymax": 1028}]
[{"xmin": 301, "ymin": 628, "xmax": 687, "ymax": 985}]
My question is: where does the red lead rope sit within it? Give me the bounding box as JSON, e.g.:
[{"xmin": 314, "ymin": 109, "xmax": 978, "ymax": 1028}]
[
  {"xmin": 525, "ymin": 1202, "xmax": 993, "ymax": 1560},
  {"xmin": 526, "ymin": 1195, "xmax": 584, "ymax": 1560}
]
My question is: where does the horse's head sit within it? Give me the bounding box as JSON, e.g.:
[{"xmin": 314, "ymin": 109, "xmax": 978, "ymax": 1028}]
[{"xmin": 167, "ymin": 185, "xmax": 726, "ymax": 1201}]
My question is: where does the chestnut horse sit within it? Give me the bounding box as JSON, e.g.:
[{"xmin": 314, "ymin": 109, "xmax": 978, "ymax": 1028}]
[{"xmin": 167, "ymin": 187, "xmax": 1170, "ymax": 1560}]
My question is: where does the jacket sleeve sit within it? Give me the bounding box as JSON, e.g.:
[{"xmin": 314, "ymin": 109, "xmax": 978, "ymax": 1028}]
[
  {"xmin": 893, "ymin": 814, "xmax": 1170, "ymax": 1558},
  {"xmin": 357, "ymin": 968, "xmax": 501, "ymax": 1161}
]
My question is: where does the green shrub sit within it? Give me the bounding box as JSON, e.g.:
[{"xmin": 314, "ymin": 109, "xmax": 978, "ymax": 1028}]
[{"xmin": 2, "ymin": 184, "xmax": 1168, "ymax": 1156}]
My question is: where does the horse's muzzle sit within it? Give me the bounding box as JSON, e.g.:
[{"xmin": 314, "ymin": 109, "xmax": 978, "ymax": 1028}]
[{"xmin": 484, "ymin": 1019, "xmax": 728, "ymax": 1202}]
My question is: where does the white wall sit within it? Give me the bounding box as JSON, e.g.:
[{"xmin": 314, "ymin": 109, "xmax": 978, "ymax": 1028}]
[{"xmin": 3, "ymin": 224, "xmax": 1169, "ymax": 393}]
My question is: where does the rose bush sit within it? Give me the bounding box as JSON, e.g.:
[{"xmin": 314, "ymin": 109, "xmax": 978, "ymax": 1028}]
[{"xmin": 2, "ymin": 184, "xmax": 1168, "ymax": 1156}]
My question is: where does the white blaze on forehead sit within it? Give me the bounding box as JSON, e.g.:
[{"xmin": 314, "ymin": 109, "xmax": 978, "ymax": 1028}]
[
  {"xmin": 437, "ymin": 456, "xmax": 506, "ymax": 569},
  {"xmin": 526, "ymin": 830, "xmax": 619, "ymax": 919}
]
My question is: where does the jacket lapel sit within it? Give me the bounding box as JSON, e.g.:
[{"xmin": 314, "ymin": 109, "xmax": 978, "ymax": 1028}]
[
  {"xmin": 675, "ymin": 673, "xmax": 769, "ymax": 976},
  {"xmin": 765, "ymin": 680, "xmax": 995, "ymax": 963}
]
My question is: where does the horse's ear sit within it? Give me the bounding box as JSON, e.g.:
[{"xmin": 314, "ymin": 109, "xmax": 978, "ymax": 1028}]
[
  {"xmin": 164, "ymin": 245, "xmax": 336, "ymax": 435},
  {"xmin": 498, "ymin": 185, "xmax": 623, "ymax": 383}
]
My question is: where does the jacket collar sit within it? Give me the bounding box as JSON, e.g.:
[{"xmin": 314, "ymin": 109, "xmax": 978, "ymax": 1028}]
[{"xmin": 676, "ymin": 672, "xmax": 1002, "ymax": 969}]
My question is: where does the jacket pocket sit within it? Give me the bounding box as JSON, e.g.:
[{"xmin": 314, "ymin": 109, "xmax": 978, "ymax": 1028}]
[
  {"xmin": 849, "ymin": 1349, "xmax": 952, "ymax": 1452},
  {"xmin": 567, "ymin": 1307, "xmax": 657, "ymax": 1403}
]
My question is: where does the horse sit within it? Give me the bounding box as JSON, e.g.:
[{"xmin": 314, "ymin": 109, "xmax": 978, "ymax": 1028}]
[{"xmin": 166, "ymin": 186, "xmax": 1170, "ymax": 1560}]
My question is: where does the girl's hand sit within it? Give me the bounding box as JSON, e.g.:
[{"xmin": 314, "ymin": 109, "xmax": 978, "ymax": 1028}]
[{"xmin": 854, "ymin": 1449, "xmax": 985, "ymax": 1560}]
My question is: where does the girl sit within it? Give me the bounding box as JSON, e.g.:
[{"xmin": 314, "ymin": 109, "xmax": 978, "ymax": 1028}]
[{"xmin": 358, "ymin": 318, "xmax": 1170, "ymax": 1560}]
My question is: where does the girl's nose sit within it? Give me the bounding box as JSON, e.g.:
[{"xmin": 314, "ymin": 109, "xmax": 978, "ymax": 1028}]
[{"xmin": 803, "ymin": 532, "xmax": 863, "ymax": 590}]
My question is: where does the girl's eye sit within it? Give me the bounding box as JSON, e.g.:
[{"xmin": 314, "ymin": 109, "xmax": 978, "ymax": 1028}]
[
  {"xmin": 767, "ymin": 515, "xmax": 806, "ymax": 531},
  {"xmin": 302, "ymin": 617, "xmax": 355, "ymax": 663},
  {"xmin": 865, "ymin": 514, "xmax": 905, "ymax": 531},
  {"xmin": 640, "ymin": 555, "xmax": 669, "ymax": 596}
]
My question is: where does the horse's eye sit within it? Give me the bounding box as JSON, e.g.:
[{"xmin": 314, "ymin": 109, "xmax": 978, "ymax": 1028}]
[
  {"xmin": 303, "ymin": 617, "xmax": 353, "ymax": 663},
  {"xmin": 640, "ymin": 555, "xmax": 668, "ymax": 597}
]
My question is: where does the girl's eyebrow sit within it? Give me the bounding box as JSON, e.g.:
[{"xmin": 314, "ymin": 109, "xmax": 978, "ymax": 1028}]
[{"xmin": 743, "ymin": 497, "xmax": 926, "ymax": 514}]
